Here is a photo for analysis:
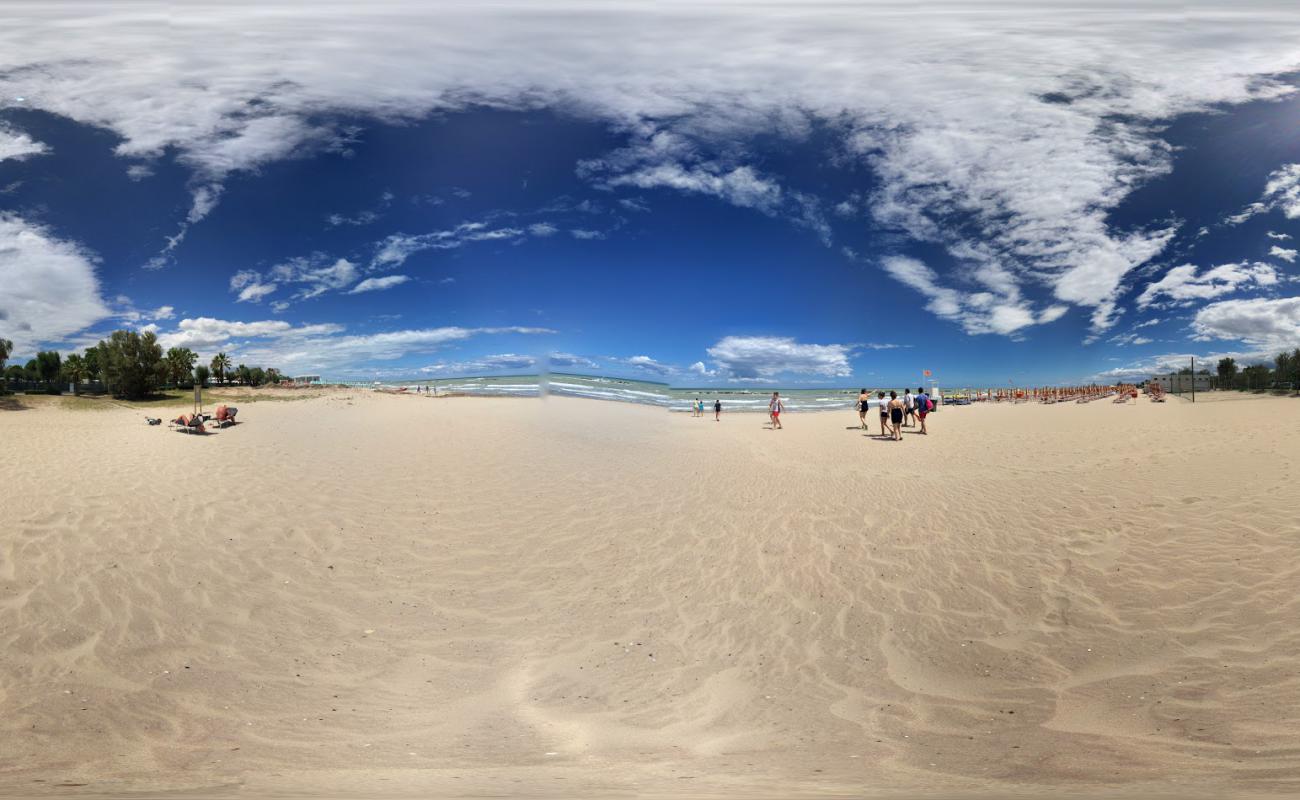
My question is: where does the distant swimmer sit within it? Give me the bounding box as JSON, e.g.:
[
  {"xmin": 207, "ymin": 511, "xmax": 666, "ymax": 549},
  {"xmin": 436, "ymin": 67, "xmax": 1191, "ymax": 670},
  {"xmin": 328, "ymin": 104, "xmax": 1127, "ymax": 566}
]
[
  {"xmin": 877, "ymin": 391, "xmax": 889, "ymax": 437},
  {"xmin": 858, "ymin": 388, "xmax": 870, "ymax": 429},
  {"xmin": 888, "ymin": 390, "xmax": 904, "ymax": 441},
  {"xmin": 769, "ymin": 391, "xmax": 784, "ymax": 430},
  {"xmin": 714, "ymin": 398, "xmax": 721, "ymax": 421}
]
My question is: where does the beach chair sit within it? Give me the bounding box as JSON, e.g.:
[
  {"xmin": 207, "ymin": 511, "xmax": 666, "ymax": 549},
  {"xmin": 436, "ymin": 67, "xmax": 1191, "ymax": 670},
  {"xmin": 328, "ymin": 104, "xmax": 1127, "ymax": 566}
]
[
  {"xmin": 212, "ymin": 404, "xmax": 238, "ymax": 428},
  {"xmin": 169, "ymin": 413, "xmax": 207, "ymax": 434}
]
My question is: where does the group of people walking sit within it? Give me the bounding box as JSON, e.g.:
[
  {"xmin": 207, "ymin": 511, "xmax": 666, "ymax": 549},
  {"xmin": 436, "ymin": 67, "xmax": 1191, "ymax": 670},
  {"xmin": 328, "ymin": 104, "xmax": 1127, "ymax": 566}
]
[
  {"xmin": 690, "ymin": 397, "xmax": 722, "ymax": 421},
  {"xmin": 686, "ymin": 388, "xmax": 933, "ymax": 438},
  {"xmin": 858, "ymin": 387, "xmax": 931, "ymax": 440}
]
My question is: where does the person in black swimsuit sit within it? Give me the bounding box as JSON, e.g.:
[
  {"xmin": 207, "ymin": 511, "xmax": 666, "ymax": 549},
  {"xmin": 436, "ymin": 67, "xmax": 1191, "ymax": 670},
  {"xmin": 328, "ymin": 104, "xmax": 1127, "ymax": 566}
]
[
  {"xmin": 857, "ymin": 388, "xmax": 870, "ymax": 429},
  {"xmin": 888, "ymin": 390, "xmax": 904, "ymax": 441},
  {"xmin": 714, "ymin": 398, "xmax": 721, "ymax": 421}
]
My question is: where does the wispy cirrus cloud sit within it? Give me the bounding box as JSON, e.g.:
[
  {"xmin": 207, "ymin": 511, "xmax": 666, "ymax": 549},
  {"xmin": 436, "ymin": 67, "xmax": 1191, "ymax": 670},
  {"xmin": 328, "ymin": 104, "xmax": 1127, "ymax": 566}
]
[
  {"xmin": 154, "ymin": 318, "xmax": 555, "ymax": 372},
  {"xmin": 348, "ymin": 274, "xmax": 411, "ymax": 294}
]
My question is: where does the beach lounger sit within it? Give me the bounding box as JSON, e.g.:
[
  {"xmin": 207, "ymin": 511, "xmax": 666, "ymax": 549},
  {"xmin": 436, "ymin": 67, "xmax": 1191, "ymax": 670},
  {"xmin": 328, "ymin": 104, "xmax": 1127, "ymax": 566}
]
[
  {"xmin": 170, "ymin": 413, "xmax": 207, "ymax": 434},
  {"xmin": 212, "ymin": 404, "xmax": 238, "ymax": 428}
]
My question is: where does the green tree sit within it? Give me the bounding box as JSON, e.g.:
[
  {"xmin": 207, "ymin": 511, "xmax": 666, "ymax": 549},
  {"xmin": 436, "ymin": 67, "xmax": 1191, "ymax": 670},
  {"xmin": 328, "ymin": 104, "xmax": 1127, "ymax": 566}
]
[
  {"xmin": 210, "ymin": 352, "xmax": 230, "ymax": 385},
  {"xmin": 165, "ymin": 347, "xmax": 198, "ymax": 388},
  {"xmin": 35, "ymin": 350, "xmax": 62, "ymax": 391},
  {"xmin": 1278, "ymin": 351, "xmax": 1293, "ymax": 391},
  {"xmin": 23, "ymin": 358, "xmax": 39, "ymax": 383},
  {"xmin": 194, "ymin": 364, "xmax": 210, "ymax": 388},
  {"xmin": 265, "ymin": 367, "xmax": 281, "ymax": 384},
  {"xmin": 249, "ymin": 366, "xmax": 267, "ymax": 386},
  {"xmin": 82, "ymin": 347, "xmax": 101, "ymax": 382},
  {"xmin": 4, "ymin": 364, "xmax": 23, "ymax": 388},
  {"xmin": 1217, "ymin": 357, "xmax": 1238, "ymax": 390},
  {"xmin": 236, "ymin": 364, "xmax": 251, "ymax": 386},
  {"xmin": 62, "ymin": 353, "xmax": 87, "ymax": 395},
  {"xmin": 1242, "ymin": 363, "xmax": 1271, "ymax": 392},
  {"xmin": 96, "ymin": 330, "xmax": 165, "ymax": 400},
  {"xmin": 0, "ymin": 337, "xmax": 12, "ymax": 372}
]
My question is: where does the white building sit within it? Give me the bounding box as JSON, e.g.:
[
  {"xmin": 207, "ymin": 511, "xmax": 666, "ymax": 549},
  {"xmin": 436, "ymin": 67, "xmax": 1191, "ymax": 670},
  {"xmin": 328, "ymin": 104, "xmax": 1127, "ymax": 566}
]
[{"xmin": 1151, "ymin": 373, "xmax": 1212, "ymax": 393}]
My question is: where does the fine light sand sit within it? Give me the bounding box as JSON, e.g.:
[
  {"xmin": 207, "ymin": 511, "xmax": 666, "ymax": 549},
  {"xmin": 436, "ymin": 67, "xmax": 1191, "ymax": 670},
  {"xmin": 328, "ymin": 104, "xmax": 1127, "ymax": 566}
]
[{"xmin": 1, "ymin": 390, "xmax": 1299, "ymax": 798}]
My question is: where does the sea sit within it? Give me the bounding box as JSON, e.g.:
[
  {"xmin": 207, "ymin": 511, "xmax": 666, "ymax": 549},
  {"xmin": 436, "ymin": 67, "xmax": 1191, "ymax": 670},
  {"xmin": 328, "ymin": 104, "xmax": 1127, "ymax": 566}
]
[{"xmin": 369, "ymin": 373, "xmax": 935, "ymax": 413}]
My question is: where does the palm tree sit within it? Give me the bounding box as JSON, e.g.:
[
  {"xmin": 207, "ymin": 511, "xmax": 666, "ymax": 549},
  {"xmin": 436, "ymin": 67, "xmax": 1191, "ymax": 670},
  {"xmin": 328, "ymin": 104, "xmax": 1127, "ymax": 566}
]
[
  {"xmin": 62, "ymin": 354, "xmax": 87, "ymax": 395},
  {"xmin": 165, "ymin": 347, "xmax": 198, "ymax": 388},
  {"xmin": 210, "ymin": 352, "xmax": 231, "ymax": 385}
]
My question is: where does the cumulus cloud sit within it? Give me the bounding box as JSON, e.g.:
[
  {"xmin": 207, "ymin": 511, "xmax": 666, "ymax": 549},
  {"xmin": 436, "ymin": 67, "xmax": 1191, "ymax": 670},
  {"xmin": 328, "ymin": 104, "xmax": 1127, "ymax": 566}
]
[
  {"xmin": 348, "ymin": 274, "xmax": 411, "ymax": 294},
  {"xmin": 1269, "ymin": 245, "xmax": 1298, "ymax": 263},
  {"xmin": 6, "ymin": 2, "xmax": 1296, "ymax": 336},
  {"xmin": 0, "ymin": 214, "xmax": 111, "ymax": 357},
  {"xmin": 0, "ymin": 124, "xmax": 48, "ymax": 162},
  {"xmin": 1192, "ymin": 296, "xmax": 1300, "ymax": 349},
  {"xmin": 1136, "ymin": 261, "xmax": 1278, "ymax": 308},
  {"xmin": 706, "ymin": 336, "xmax": 853, "ymax": 380}
]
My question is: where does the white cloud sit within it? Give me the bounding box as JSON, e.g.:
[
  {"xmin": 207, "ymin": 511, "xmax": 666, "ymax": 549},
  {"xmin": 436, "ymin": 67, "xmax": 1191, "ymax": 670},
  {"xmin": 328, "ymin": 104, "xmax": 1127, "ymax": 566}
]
[
  {"xmin": 150, "ymin": 305, "xmax": 175, "ymax": 320},
  {"xmin": 5, "ymin": 2, "xmax": 1300, "ymax": 335},
  {"xmin": 153, "ymin": 317, "xmax": 553, "ymax": 371},
  {"xmin": 548, "ymin": 352, "xmax": 600, "ymax": 370},
  {"xmin": 706, "ymin": 336, "xmax": 853, "ymax": 380},
  {"xmin": 236, "ymin": 282, "xmax": 278, "ymax": 304},
  {"xmin": 880, "ymin": 255, "xmax": 1059, "ymax": 336},
  {"xmin": 270, "ymin": 256, "xmax": 359, "ymax": 300},
  {"xmin": 528, "ymin": 222, "xmax": 558, "ymax": 237},
  {"xmin": 0, "ymin": 124, "xmax": 48, "ymax": 162},
  {"xmin": 1192, "ymin": 296, "xmax": 1300, "ymax": 349},
  {"xmin": 1269, "ymin": 245, "xmax": 1297, "ymax": 263},
  {"xmin": 0, "ymin": 214, "xmax": 111, "ymax": 357},
  {"xmin": 1136, "ymin": 262, "xmax": 1278, "ymax": 308},
  {"xmin": 569, "ymin": 228, "xmax": 605, "ymax": 240},
  {"xmin": 418, "ymin": 353, "xmax": 535, "ymax": 374},
  {"xmin": 1263, "ymin": 163, "xmax": 1300, "ymax": 219},
  {"xmin": 371, "ymin": 223, "xmax": 524, "ymax": 268},
  {"xmin": 230, "ymin": 255, "xmax": 361, "ymax": 303},
  {"xmin": 688, "ymin": 360, "xmax": 717, "ymax": 377},
  {"xmin": 270, "ymin": 301, "xmax": 290, "ymax": 314},
  {"xmin": 619, "ymin": 355, "xmax": 675, "ymax": 377},
  {"xmin": 1133, "ymin": 318, "xmax": 1162, "ymax": 329},
  {"xmin": 1267, "ymin": 231, "xmax": 1293, "ymax": 240},
  {"xmin": 348, "ymin": 274, "xmax": 411, "ymax": 294}
]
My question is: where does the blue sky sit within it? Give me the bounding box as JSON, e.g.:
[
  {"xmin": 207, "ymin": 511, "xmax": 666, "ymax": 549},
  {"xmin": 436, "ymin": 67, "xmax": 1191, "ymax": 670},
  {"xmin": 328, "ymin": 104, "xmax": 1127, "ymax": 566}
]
[{"xmin": 3, "ymin": 2, "xmax": 1300, "ymax": 386}]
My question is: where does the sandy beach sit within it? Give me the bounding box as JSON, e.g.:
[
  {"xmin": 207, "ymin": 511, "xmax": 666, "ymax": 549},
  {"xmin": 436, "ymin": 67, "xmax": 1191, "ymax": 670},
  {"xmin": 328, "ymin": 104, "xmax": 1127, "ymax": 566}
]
[{"xmin": 2, "ymin": 390, "xmax": 1299, "ymax": 798}]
